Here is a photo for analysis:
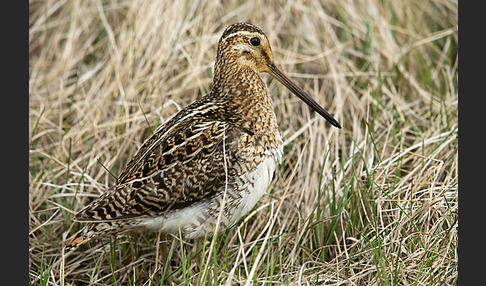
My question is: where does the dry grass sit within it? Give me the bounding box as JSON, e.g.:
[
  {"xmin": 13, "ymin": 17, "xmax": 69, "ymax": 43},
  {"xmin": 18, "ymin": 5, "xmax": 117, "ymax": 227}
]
[{"xmin": 29, "ymin": 0, "xmax": 458, "ymax": 285}]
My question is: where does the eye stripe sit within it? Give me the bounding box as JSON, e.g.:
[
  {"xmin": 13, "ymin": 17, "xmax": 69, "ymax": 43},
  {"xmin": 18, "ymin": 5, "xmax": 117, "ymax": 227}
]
[
  {"xmin": 221, "ymin": 30, "xmax": 264, "ymax": 44},
  {"xmin": 221, "ymin": 22, "xmax": 264, "ymax": 39}
]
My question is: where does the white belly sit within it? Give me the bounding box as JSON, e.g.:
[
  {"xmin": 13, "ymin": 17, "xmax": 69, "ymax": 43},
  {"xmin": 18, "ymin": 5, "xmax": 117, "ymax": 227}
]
[
  {"xmin": 140, "ymin": 146, "xmax": 283, "ymax": 239},
  {"xmin": 228, "ymin": 152, "xmax": 279, "ymax": 225}
]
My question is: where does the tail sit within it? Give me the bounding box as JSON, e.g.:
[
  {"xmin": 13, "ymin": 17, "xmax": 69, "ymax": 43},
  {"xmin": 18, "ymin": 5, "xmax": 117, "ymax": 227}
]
[
  {"xmin": 66, "ymin": 221, "xmax": 115, "ymax": 249},
  {"xmin": 67, "ymin": 230, "xmax": 93, "ymax": 249}
]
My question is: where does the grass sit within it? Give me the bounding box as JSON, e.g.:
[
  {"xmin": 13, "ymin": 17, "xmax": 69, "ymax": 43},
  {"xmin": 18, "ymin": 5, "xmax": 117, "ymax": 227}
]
[{"xmin": 29, "ymin": 0, "xmax": 458, "ymax": 285}]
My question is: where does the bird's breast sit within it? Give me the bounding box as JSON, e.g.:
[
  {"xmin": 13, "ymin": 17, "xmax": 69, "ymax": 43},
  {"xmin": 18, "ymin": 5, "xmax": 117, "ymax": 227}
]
[{"xmin": 227, "ymin": 144, "xmax": 283, "ymax": 224}]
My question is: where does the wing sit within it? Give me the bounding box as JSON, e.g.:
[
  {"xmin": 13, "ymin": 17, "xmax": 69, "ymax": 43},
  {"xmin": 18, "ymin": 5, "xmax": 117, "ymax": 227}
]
[{"xmin": 75, "ymin": 109, "xmax": 247, "ymax": 222}]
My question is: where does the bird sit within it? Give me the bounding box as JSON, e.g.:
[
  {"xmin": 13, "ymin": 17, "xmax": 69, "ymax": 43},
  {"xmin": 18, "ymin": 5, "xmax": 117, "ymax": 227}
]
[{"xmin": 67, "ymin": 22, "xmax": 341, "ymax": 248}]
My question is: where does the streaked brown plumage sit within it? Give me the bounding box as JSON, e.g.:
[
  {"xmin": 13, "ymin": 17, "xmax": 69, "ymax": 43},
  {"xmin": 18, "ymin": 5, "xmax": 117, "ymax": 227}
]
[{"xmin": 67, "ymin": 22, "xmax": 340, "ymax": 248}]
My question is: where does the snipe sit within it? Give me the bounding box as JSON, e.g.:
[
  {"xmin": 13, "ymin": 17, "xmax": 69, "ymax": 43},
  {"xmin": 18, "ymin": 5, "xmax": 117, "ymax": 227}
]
[{"xmin": 68, "ymin": 22, "xmax": 340, "ymax": 248}]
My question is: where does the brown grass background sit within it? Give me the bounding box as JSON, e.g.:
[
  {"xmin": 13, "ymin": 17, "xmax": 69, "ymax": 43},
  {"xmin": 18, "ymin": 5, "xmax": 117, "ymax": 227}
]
[{"xmin": 29, "ymin": 0, "xmax": 458, "ymax": 285}]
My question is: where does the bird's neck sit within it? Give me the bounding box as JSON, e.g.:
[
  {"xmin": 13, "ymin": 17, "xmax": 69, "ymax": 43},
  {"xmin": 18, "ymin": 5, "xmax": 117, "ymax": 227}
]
[{"xmin": 210, "ymin": 60, "xmax": 279, "ymax": 136}]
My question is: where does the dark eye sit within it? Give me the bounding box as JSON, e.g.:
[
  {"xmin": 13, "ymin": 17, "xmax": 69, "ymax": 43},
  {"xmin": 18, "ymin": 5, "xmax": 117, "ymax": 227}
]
[{"xmin": 250, "ymin": 37, "xmax": 260, "ymax": 46}]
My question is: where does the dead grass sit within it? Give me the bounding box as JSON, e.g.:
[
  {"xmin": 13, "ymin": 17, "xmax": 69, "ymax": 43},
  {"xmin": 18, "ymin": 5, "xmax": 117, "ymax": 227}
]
[{"xmin": 29, "ymin": 0, "xmax": 458, "ymax": 285}]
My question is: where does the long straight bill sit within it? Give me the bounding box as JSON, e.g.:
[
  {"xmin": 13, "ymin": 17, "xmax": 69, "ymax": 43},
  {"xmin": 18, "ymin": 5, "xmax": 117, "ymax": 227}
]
[{"xmin": 267, "ymin": 63, "xmax": 341, "ymax": 128}]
